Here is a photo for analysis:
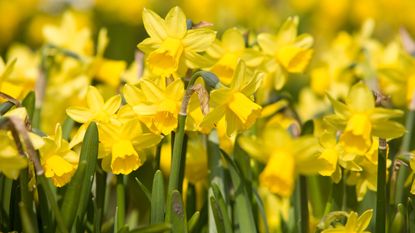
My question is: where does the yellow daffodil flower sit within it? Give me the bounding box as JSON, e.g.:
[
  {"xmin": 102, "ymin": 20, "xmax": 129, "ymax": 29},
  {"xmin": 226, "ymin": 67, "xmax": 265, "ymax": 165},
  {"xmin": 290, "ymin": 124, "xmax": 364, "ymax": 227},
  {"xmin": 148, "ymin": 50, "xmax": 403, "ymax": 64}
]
[
  {"xmin": 206, "ymin": 28, "xmax": 263, "ymax": 85},
  {"xmin": 257, "ymin": 16, "xmax": 313, "ymax": 90},
  {"xmin": 0, "ymin": 58, "xmax": 23, "ymax": 101},
  {"xmin": 0, "ymin": 131, "xmax": 28, "ymax": 179},
  {"xmin": 123, "ymin": 78, "xmax": 184, "ymax": 135},
  {"xmin": 66, "ymin": 86, "xmax": 121, "ymax": 147},
  {"xmin": 89, "ymin": 29, "xmax": 126, "ymax": 88},
  {"xmin": 322, "ymin": 209, "xmax": 373, "ymax": 233},
  {"xmin": 42, "ymin": 11, "xmax": 93, "ymax": 56},
  {"xmin": 239, "ymin": 127, "xmax": 329, "ymax": 197},
  {"xmin": 99, "ymin": 119, "xmax": 162, "ymax": 175},
  {"xmin": 200, "ymin": 60, "xmax": 263, "ymax": 136},
  {"xmin": 40, "ymin": 124, "xmax": 78, "ymax": 187},
  {"xmin": 137, "ymin": 6, "xmax": 216, "ymax": 78},
  {"xmin": 325, "ymin": 82, "xmax": 405, "ymax": 155}
]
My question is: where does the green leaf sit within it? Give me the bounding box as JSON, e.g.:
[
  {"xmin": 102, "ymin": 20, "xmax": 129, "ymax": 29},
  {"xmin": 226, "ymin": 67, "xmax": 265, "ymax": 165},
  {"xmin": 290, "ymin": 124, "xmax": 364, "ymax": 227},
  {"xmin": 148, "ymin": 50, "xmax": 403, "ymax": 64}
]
[
  {"xmin": 170, "ymin": 190, "xmax": 187, "ymax": 233},
  {"xmin": 129, "ymin": 223, "xmax": 171, "ymax": 233},
  {"xmin": 253, "ymin": 188, "xmax": 269, "ymax": 233},
  {"xmin": 62, "ymin": 117, "xmax": 75, "ymax": 141},
  {"xmin": 220, "ymin": 150, "xmax": 257, "ymax": 233},
  {"xmin": 22, "ymin": 92, "xmax": 35, "ymax": 121},
  {"xmin": 19, "ymin": 202, "xmax": 36, "ymax": 233},
  {"xmin": 151, "ymin": 170, "xmax": 165, "ymax": 224},
  {"xmin": 187, "ymin": 211, "xmax": 199, "ymax": 233},
  {"xmin": 211, "ymin": 184, "xmax": 232, "ymax": 233},
  {"xmin": 209, "ymin": 196, "xmax": 226, "ymax": 233},
  {"xmin": 61, "ymin": 122, "xmax": 98, "ymax": 231},
  {"xmin": 135, "ymin": 177, "xmax": 151, "ymax": 202}
]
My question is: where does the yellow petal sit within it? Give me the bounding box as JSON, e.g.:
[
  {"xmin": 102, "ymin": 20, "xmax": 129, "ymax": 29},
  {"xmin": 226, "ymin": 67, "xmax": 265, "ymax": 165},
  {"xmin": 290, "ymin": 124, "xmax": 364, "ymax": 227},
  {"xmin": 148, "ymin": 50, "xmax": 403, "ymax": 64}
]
[
  {"xmin": 137, "ymin": 37, "xmax": 160, "ymax": 54},
  {"xmin": 165, "ymin": 6, "xmax": 187, "ymax": 39},
  {"xmin": 276, "ymin": 46, "xmax": 313, "ymax": 73},
  {"xmin": 346, "ymin": 82, "xmax": 375, "ymax": 113},
  {"xmin": 103, "ymin": 95, "xmax": 122, "ymax": 114},
  {"xmin": 356, "ymin": 209, "xmax": 373, "ymax": 232},
  {"xmin": 257, "ymin": 33, "xmax": 277, "ymax": 54},
  {"xmin": 66, "ymin": 107, "xmax": 93, "ymax": 123},
  {"xmin": 87, "ymin": 86, "xmax": 105, "ymax": 111},
  {"xmin": 260, "ymin": 153, "xmax": 295, "ymax": 197},
  {"xmin": 221, "ymin": 28, "xmax": 245, "ymax": 52},
  {"xmin": 142, "ymin": 8, "xmax": 167, "ymax": 42},
  {"xmin": 140, "ymin": 80, "xmax": 165, "ymax": 102},
  {"xmin": 44, "ymin": 155, "xmax": 76, "ymax": 187},
  {"xmin": 183, "ymin": 28, "xmax": 216, "ymax": 51},
  {"xmin": 340, "ymin": 114, "xmax": 372, "ymax": 155},
  {"xmin": 111, "ymin": 140, "xmax": 141, "ymax": 174}
]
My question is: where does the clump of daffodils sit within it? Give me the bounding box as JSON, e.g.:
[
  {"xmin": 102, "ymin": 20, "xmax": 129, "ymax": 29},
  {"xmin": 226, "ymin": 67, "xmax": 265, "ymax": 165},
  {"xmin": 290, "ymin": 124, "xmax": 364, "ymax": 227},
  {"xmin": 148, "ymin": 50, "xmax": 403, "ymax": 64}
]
[{"xmin": 2, "ymin": 4, "xmax": 415, "ymax": 233}]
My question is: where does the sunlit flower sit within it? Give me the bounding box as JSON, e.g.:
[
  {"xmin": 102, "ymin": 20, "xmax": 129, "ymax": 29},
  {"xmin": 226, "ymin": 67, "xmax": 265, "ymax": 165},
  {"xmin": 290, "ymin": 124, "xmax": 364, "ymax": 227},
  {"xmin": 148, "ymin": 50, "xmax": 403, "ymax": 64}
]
[
  {"xmin": 321, "ymin": 209, "xmax": 373, "ymax": 233},
  {"xmin": 200, "ymin": 60, "xmax": 263, "ymax": 136},
  {"xmin": 40, "ymin": 124, "xmax": 78, "ymax": 187},
  {"xmin": 99, "ymin": 119, "xmax": 162, "ymax": 175},
  {"xmin": 66, "ymin": 86, "xmax": 121, "ymax": 146},
  {"xmin": 123, "ymin": 78, "xmax": 184, "ymax": 135},
  {"xmin": 325, "ymin": 82, "xmax": 405, "ymax": 155},
  {"xmin": 257, "ymin": 16, "xmax": 313, "ymax": 90},
  {"xmin": 206, "ymin": 28, "xmax": 262, "ymax": 85},
  {"xmin": 137, "ymin": 6, "xmax": 216, "ymax": 78},
  {"xmin": 239, "ymin": 126, "xmax": 329, "ymax": 197}
]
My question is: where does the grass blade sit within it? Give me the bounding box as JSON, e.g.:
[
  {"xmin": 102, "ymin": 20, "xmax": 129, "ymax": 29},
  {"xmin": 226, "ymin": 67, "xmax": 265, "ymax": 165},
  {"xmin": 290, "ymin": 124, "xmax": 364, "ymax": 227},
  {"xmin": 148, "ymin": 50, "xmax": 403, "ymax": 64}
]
[
  {"xmin": 151, "ymin": 170, "xmax": 165, "ymax": 224},
  {"xmin": 171, "ymin": 190, "xmax": 187, "ymax": 233}
]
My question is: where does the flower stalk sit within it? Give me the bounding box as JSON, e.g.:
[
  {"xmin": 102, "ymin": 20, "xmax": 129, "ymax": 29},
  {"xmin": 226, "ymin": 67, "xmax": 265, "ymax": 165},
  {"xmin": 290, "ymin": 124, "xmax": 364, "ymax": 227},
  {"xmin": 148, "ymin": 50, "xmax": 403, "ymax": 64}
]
[{"xmin": 376, "ymin": 138, "xmax": 387, "ymax": 233}]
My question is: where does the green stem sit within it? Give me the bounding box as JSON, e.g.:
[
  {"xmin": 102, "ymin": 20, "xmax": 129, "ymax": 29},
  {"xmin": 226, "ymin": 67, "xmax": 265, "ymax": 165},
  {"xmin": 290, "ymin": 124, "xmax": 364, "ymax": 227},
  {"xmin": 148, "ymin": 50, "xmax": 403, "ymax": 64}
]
[
  {"xmin": 298, "ymin": 176, "xmax": 309, "ymax": 233},
  {"xmin": 38, "ymin": 176, "xmax": 68, "ymax": 233},
  {"xmin": 395, "ymin": 109, "xmax": 415, "ymax": 204},
  {"xmin": 116, "ymin": 175, "xmax": 125, "ymax": 230},
  {"xmin": 167, "ymin": 115, "xmax": 187, "ymax": 194},
  {"xmin": 376, "ymin": 139, "xmax": 387, "ymax": 233}
]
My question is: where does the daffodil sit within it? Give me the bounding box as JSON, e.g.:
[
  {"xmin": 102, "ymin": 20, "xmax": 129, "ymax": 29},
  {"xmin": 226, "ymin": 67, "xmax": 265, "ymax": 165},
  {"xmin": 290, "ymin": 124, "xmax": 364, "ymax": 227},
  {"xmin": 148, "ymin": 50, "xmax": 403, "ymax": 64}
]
[
  {"xmin": 66, "ymin": 85, "xmax": 121, "ymax": 146},
  {"xmin": 325, "ymin": 82, "xmax": 405, "ymax": 155},
  {"xmin": 39, "ymin": 124, "xmax": 78, "ymax": 187},
  {"xmin": 0, "ymin": 131, "xmax": 28, "ymax": 179},
  {"xmin": 89, "ymin": 29, "xmax": 126, "ymax": 88},
  {"xmin": 239, "ymin": 126, "xmax": 329, "ymax": 197},
  {"xmin": 206, "ymin": 28, "xmax": 262, "ymax": 85},
  {"xmin": 200, "ymin": 60, "xmax": 263, "ymax": 136},
  {"xmin": 99, "ymin": 119, "xmax": 162, "ymax": 175},
  {"xmin": 257, "ymin": 16, "xmax": 313, "ymax": 90},
  {"xmin": 321, "ymin": 209, "xmax": 373, "ymax": 233},
  {"xmin": 123, "ymin": 78, "xmax": 184, "ymax": 135},
  {"xmin": 0, "ymin": 58, "xmax": 23, "ymax": 101},
  {"xmin": 137, "ymin": 6, "xmax": 216, "ymax": 78},
  {"xmin": 42, "ymin": 11, "xmax": 93, "ymax": 56}
]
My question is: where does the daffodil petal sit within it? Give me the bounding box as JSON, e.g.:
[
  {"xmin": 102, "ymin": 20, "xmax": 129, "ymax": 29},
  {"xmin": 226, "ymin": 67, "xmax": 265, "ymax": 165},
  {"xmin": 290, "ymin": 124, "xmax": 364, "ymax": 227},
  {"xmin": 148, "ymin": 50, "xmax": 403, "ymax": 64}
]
[
  {"xmin": 103, "ymin": 95, "xmax": 122, "ymax": 114},
  {"xmin": 183, "ymin": 28, "xmax": 216, "ymax": 51},
  {"xmin": 142, "ymin": 8, "xmax": 168, "ymax": 42},
  {"xmin": 66, "ymin": 107, "xmax": 93, "ymax": 123},
  {"xmin": 346, "ymin": 82, "xmax": 375, "ymax": 112},
  {"xmin": 165, "ymin": 6, "xmax": 187, "ymax": 39},
  {"xmin": 221, "ymin": 28, "xmax": 245, "ymax": 52},
  {"xmin": 87, "ymin": 86, "xmax": 105, "ymax": 111}
]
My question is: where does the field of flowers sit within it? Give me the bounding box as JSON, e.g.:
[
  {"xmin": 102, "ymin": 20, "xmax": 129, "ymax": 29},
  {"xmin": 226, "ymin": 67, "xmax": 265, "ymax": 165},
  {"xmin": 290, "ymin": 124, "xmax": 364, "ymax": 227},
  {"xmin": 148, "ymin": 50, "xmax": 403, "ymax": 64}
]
[{"xmin": 1, "ymin": 0, "xmax": 415, "ymax": 233}]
